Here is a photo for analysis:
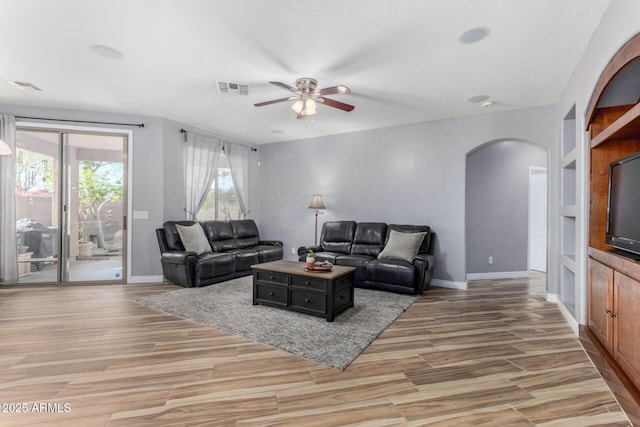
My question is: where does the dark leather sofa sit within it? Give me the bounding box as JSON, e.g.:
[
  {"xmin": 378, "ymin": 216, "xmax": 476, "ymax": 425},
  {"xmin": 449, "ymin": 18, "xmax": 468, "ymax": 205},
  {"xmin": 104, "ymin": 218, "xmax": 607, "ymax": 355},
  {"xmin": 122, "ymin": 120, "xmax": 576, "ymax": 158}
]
[
  {"xmin": 156, "ymin": 219, "xmax": 283, "ymax": 287},
  {"xmin": 298, "ymin": 221, "xmax": 434, "ymax": 295}
]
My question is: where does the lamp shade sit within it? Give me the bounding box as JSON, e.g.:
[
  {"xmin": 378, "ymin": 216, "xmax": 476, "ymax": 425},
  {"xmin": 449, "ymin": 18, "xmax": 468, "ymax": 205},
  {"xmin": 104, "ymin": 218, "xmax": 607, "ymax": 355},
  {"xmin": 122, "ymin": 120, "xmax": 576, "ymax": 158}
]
[
  {"xmin": 0, "ymin": 138, "xmax": 11, "ymax": 156},
  {"xmin": 308, "ymin": 194, "xmax": 326, "ymax": 210}
]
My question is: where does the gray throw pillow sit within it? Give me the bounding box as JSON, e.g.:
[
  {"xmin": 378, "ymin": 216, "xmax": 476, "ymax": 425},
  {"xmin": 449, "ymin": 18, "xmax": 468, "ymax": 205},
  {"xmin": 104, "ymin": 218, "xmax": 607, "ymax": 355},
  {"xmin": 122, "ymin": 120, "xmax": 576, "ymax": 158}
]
[
  {"xmin": 176, "ymin": 223, "xmax": 212, "ymax": 255},
  {"xmin": 377, "ymin": 230, "xmax": 426, "ymax": 262}
]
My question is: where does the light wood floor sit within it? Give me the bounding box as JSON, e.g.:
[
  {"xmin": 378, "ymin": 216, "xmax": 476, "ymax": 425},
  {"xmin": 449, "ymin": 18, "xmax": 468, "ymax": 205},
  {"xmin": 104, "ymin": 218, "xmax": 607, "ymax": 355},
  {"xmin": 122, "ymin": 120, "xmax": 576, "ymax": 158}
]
[{"xmin": 0, "ymin": 274, "xmax": 633, "ymax": 426}]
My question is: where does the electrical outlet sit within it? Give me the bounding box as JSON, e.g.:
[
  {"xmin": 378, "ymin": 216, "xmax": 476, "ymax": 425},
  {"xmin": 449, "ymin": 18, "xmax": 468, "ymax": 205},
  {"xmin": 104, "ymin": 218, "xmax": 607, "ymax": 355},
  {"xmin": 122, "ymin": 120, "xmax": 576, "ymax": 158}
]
[
  {"xmin": 488, "ymin": 256, "xmax": 493, "ymax": 265},
  {"xmin": 291, "ymin": 247, "xmax": 296, "ymax": 255}
]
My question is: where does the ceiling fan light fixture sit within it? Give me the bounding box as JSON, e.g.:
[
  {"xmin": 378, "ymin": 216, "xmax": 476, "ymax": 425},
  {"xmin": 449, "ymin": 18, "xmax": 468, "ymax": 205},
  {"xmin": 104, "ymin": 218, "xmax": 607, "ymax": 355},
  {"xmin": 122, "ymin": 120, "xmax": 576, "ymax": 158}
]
[
  {"xmin": 292, "ymin": 98, "xmax": 317, "ymax": 117},
  {"xmin": 255, "ymin": 77, "xmax": 354, "ymax": 118},
  {"xmin": 291, "ymin": 99, "xmax": 303, "ymax": 114},
  {"xmin": 305, "ymin": 98, "xmax": 316, "ymax": 115}
]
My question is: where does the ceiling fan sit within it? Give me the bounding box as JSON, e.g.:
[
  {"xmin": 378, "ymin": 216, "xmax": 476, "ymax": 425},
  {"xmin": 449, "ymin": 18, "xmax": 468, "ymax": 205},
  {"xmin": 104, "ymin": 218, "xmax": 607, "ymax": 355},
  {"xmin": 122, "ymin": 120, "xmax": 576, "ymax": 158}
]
[{"xmin": 254, "ymin": 78, "xmax": 355, "ymax": 119}]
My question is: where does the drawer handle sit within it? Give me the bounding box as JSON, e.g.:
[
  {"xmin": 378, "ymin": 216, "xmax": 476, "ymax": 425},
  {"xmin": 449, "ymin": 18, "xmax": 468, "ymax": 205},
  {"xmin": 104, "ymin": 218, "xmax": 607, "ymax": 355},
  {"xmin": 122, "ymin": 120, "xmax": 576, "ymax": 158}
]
[
  {"xmin": 305, "ymin": 298, "xmax": 311, "ymax": 303},
  {"xmin": 305, "ymin": 281, "xmax": 310, "ymax": 285},
  {"xmin": 339, "ymin": 295, "xmax": 345, "ymax": 300},
  {"xmin": 269, "ymin": 276, "xmax": 275, "ymax": 280},
  {"xmin": 269, "ymin": 292, "xmax": 274, "ymax": 296}
]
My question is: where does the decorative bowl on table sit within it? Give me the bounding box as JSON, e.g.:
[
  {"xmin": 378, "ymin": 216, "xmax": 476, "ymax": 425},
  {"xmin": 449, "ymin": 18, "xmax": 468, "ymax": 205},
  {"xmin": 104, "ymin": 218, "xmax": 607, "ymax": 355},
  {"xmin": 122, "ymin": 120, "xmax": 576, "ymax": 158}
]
[{"xmin": 304, "ymin": 261, "xmax": 333, "ymax": 272}]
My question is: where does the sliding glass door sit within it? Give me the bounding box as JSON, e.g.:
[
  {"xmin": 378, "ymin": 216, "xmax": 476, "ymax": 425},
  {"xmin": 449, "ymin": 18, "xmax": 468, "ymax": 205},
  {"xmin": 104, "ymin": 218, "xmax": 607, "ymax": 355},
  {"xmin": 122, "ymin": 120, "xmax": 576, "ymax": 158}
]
[{"xmin": 15, "ymin": 128, "xmax": 127, "ymax": 284}]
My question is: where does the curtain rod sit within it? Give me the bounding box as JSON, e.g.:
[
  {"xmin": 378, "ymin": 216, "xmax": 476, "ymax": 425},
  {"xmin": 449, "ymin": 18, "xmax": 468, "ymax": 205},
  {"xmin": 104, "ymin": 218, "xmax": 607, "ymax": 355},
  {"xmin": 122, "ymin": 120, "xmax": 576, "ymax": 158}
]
[
  {"xmin": 180, "ymin": 128, "xmax": 257, "ymax": 151},
  {"xmin": 16, "ymin": 116, "xmax": 145, "ymax": 128}
]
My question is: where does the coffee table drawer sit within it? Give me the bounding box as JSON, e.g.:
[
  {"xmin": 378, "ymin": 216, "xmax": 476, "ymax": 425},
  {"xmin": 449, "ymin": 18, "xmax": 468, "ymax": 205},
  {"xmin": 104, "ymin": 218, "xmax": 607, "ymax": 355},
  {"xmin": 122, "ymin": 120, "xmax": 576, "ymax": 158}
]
[
  {"xmin": 291, "ymin": 276, "xmax": 328, "ymax": 291},
  {"xmin": 256, "ymin": 283, "xmax": 287, "ymax": 305},
  {"xmin": 290, "ymin": 289, "xmax": 326, "ymax": 314},
  {"xmin": 255, "ymin": 270, "xmax": 289, "ymax": 285}
]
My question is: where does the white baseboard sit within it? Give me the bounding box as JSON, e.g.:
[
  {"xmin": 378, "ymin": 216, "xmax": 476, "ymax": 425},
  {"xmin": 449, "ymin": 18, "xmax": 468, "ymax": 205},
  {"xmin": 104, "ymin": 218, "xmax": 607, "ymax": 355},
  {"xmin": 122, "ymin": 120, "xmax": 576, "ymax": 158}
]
[
  {"xmin": 466, "ymin": 271, "xmax": 529, "ymax": 281},
  {"xmin": 546, "ymin": 293, "xmax": 558, "ymax": 303},
  {"xmin": 430, "ymin": 279, "xmax": 468, "ymax": 290},
  {"xmin": 556, "ymin": 300, "xmax": 579, "ymax": 336},
  {"xmin": 128, "ymin": 275, "xmax": 165, "ymax": 284}
]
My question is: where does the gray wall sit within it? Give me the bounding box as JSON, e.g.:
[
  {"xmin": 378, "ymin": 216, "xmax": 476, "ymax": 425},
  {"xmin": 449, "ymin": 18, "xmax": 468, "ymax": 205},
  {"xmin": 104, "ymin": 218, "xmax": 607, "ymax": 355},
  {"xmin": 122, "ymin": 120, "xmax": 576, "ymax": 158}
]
[
  {"xmin": 465, "ymin": 140, "xmax": 547, "ymax": 275},
  {"xmin": 257, "ymin": 105, "xmax": 558, "ymax": 285},
  {"xmin": 1, "ymin": 101, "xmax": 557, "ymax": 285}
]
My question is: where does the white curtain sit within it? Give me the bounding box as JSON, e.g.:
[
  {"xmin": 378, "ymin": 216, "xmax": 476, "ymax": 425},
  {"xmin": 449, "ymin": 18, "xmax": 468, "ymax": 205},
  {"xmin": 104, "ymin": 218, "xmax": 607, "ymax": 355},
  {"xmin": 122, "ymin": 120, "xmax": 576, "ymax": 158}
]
[
  {"xmin": 224, "ymin": 141, "xmax": 250, "ymax": 218},
  {"xmin": 0, "ymin": 115, "xmax": 18, "ymax": 284},
  {"xmin": 184, "ymin": 132, "xmax": 222, "ymax": 220}
]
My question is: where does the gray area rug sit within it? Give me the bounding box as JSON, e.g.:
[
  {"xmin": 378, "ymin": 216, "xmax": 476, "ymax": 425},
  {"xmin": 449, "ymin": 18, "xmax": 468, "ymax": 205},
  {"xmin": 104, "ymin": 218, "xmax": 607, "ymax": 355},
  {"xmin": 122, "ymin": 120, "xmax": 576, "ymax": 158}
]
[{"xmin": 137, "ymin": 276, "xmax": 419, "ymax": 370}]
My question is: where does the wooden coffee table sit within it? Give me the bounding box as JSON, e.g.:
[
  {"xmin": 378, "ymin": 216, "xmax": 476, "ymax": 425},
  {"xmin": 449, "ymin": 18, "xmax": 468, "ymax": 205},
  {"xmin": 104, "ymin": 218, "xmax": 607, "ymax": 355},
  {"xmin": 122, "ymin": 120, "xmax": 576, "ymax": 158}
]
[{"xmin": 251, "ymin": 260, "xmax": 355, "ymax": 322}]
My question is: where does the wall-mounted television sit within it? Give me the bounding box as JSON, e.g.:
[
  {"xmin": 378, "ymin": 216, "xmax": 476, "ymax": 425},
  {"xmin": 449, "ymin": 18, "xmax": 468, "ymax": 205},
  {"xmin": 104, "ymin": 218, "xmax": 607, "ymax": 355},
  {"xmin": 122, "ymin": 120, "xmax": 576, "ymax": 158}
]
[{"xmin": 606, "ymin": 151, "xmax": 640, "ymax": 256}]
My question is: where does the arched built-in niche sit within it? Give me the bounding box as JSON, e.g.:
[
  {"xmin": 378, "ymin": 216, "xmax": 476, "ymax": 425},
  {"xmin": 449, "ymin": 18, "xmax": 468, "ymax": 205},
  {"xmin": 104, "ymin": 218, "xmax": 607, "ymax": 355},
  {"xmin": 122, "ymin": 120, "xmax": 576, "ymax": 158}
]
[{"xmin": 465, "ymin": 139, "xmax": 548, "ymax": 280}]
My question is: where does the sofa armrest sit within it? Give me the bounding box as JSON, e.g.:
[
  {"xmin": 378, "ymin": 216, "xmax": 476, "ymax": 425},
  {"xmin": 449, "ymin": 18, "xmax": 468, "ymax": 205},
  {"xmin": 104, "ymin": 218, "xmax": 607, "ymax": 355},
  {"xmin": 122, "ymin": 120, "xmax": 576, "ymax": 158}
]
[
  {"xmin": 259, "ymin": 240, "xmax": 283, "ymax": 247},
  {"xmin": 413, "ymin": 254, "xmax": 435, "ymax": 292},
  {"xmin": 298, "ymin": 245, "xmax": 322, "ymax": 256},
  {"xmin": 161, "ymin": 251, "xmax": 197, "ymax": 265},
  {"xmin": 413, "ymin": 253, "xmax": 433, "ymax": 270}
]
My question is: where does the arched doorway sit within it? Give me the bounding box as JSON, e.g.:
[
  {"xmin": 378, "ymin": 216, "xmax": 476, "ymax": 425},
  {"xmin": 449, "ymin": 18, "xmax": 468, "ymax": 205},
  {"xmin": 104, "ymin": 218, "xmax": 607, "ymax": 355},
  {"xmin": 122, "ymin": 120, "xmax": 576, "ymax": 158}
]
[{"xmin": 465, "ymin": 139, "xmax": 548, "ymax": 280}]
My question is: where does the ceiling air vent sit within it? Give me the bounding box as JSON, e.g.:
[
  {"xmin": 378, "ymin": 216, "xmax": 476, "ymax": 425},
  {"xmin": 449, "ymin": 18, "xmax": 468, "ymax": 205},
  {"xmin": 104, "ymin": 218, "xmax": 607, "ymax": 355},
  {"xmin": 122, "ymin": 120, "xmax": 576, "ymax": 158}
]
[
  {"xmin": 217, "ymin": 81, "xmax": 249, "ymax": 96},
  {"xmin": 9, "ymin": 81, "xmax": 42, "ymax": 91}
]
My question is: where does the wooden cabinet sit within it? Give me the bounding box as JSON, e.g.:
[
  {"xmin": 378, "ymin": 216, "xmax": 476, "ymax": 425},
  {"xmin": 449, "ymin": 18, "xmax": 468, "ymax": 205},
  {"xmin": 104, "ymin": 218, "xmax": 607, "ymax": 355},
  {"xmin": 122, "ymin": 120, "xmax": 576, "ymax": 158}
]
[
  {"xmin": 613, "ymin": 271, "xmax": 640, "ymax": 388},
  {"xmin": 589, "ymin": 248, "xmax": 640, "ymax": 391},
  {"xmin": 588, "ymin": 258, "xmax": 614, "ymax": 353}
]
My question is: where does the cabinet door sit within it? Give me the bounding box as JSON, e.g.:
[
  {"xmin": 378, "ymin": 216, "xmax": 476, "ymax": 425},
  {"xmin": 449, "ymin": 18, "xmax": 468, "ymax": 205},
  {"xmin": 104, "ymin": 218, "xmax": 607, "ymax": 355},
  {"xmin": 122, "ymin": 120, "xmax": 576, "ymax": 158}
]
[
  {"xmin": 613, "ymin": 272, "xmax": 640, "ymax": 389},
  {"xmin": 588, "ymin": 258, "xmax": 614, "ymax": 353}
]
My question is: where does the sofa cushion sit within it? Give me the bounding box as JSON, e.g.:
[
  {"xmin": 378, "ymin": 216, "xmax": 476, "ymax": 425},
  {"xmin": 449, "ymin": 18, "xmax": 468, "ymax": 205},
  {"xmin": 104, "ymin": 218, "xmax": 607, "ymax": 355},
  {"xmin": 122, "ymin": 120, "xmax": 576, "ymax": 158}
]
[
  {"xmin": 255, "ymin": 245, "xmax": 284, "ymax": 263},
  {"xmin": 388, "ymin": 224, "xmax": 432, "ymax": 254},
  {"xmin": 351, "ymin": 222, "xmax": 388, "ymax": 256},
  {"xmin": 378, "ymin": 230, "xmax": 426, "ymax": 262},
  {"xmin": 230, "ymin": 220, "xmax": 261, "ymax": 248},
  {"xmin": 163, "ymin": 221, "xmax": 198, "ymax": 251},
  {"xmin": 335, "ymin": 254, "xmax": 375, "ymax": 268},
  {"xmin": 175, "ymin": 223, "xmax": 212, "ymax": 255},
  {"xmin": 196, "ymin": 252, "xmax": 235, "ymax": 281},
  {"xmin": 202, "ymin": 221, "xmax": 238, "ymax": 252},
  {"xmin": 320, "ymin": 221, "xmax": 357, "ymax": 254}
]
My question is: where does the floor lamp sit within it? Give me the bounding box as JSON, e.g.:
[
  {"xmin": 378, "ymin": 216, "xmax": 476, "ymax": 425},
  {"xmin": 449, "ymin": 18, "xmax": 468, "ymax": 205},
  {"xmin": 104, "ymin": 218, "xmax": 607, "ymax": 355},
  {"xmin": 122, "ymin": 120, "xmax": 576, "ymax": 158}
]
[{"xmin": 308, "ymin": 194, "xmax": 326, "ymax": 245}]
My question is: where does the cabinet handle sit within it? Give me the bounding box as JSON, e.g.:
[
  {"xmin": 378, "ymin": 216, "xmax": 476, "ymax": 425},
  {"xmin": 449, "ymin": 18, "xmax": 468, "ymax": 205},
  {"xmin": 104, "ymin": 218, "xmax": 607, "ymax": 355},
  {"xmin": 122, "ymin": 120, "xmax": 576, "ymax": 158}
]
[
  {"xmin": 269, "ymin": 276, "xmax": 275, "ymax": 280},
  {"xmin": 606, "ymin": 309, "xmax": 612, "ymax": 314},
  {"xmin": 610, "ymin": 312, "xmax": 617, "ymax": 318},
  {"xmin": 269, "ymin": 292, "xmax": 274, "ymax": 296},
  {"xmin": 305, "ymin": 298, "xmax": 310, "ymax": 303},
  {"xmin": 305, "ymin": 281, "xmax": 310, "ymax": 285}
]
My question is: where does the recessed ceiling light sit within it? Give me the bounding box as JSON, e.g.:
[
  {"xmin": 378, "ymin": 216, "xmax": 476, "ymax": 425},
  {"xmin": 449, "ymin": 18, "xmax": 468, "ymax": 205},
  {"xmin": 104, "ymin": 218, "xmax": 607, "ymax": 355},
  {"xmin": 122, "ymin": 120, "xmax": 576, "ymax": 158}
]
[
  {"xmin": 459, "ymin": 27, "xmax": 489, "ymax": 44},
  {"xmin": 465, "ymin": 94, "xmax": 490, "ymax": 103},
  {"xmin": 89, "ymin": 44, "xmax": 123, "ymax": 59}
]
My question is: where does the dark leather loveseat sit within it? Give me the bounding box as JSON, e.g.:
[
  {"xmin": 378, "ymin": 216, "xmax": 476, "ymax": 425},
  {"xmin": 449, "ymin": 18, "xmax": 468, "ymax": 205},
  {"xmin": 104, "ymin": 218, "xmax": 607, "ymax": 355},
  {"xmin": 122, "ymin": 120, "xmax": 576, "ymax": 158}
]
[
  {"xmin": 156, "ymin": 219, "xmax": 283, "ymax": 287},
  {"xmin": 298, "ymin": 221, "xmax": 434, "ymax": 295}
]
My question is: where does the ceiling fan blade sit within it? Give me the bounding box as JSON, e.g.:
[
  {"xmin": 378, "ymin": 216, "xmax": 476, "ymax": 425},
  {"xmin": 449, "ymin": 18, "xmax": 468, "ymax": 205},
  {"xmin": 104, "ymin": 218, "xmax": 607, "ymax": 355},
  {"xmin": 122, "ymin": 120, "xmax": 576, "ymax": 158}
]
[
  {"xmin": 254, "ymin": 96, "xmax": 298, "ymax": 107},
  {"xmin": 270, "ymin": 81, "xmax": 298, "ymax": 93},
  {"xmin": 317, "ymin": 85, "xmax": 351, "ymax": 96},
  {"xmin": 316, "ymin": 96, "xmax": 355, "ymax": 112}
]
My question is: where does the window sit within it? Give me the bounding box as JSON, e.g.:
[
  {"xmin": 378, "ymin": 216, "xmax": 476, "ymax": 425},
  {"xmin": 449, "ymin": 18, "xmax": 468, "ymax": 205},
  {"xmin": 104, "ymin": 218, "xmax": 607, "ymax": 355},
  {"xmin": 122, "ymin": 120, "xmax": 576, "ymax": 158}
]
[{"xmin": 198, "ymin": 151, "xmax": 241, "ymax": 220}]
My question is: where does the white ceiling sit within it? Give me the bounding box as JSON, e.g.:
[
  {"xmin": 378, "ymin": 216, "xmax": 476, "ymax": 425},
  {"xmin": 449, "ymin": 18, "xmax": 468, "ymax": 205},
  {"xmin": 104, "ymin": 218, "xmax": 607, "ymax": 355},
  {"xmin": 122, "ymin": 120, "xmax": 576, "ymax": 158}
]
[{"xmin": 0, "ymin": 0, "xmax": 611, "ymax": 145}]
